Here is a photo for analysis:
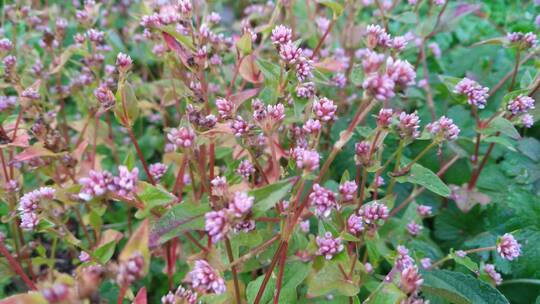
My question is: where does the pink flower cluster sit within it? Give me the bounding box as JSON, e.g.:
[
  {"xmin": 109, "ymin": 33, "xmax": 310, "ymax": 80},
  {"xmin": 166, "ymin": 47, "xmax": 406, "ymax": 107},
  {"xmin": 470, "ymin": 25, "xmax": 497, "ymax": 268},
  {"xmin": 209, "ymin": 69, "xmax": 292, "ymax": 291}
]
[
  {"xmin": 18, "ymin": 187, "xmax": 55, "ymax": 230},
  {"xmin": 205, "ymin": 191, "xmax": 254, "ymax": 242},
  {"xmin": 316, "ymin": 232, "xmax": 344, "ymax": 260},
  {"xmin": 484, "ymin": 264, "xmax": 502, "ymax": 285},
  {"xmin": 426, "ymin": 116, "xmax": 460, "ymax": 141},
  {"xmin": 271, "ymin": 25, "xmax": 313, "ymax": 81},
  {"xmin": 497, "ymin": 233, "xmax": 521, "ymax": 261},
  {"xmin": 454, "ymin": 78, "xmax": 490, "ymax": 109},
  {"xmin": 309, "ymin": 184, "xmax": 338, "ymax": 218},
  {"xmin": 78, "ymin": 166, "xmax": 139, "ymax": 201},
  {"xmin": 188, "ymin": 260, "xmax": 226, "ymax": 294}
]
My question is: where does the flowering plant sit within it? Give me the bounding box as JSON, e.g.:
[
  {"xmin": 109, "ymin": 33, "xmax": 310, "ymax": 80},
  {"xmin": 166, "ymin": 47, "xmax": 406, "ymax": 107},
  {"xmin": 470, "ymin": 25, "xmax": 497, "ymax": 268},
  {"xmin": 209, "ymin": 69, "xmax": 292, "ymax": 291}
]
[{"xmin": 0, "ymin": 0, "xmax": 539, "ymax": 303}]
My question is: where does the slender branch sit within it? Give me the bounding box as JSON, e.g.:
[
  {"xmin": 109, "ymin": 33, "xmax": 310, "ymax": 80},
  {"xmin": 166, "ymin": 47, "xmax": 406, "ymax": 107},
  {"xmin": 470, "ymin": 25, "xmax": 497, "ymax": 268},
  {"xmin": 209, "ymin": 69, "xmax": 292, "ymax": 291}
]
[
  {"xmin": 253, "ymin": 241, "xmax": 285, "ymax": 304},
  {"xmin": 508, "ymin": 50, "xmax": 521, "ymax": 92},
  {"xmin": 126, "ymin": 127, "xmax": 156, "ymax": 185},
  {"xmin": 225, "ymin": 237, "xmax": 242, "ymax": 304},
  {"xmin": 273, "ymin": 241, "xmax": 289, "ymax": 304},
  {"xmin": 311, "ymin": 19, "xmax": 336, "ymax": 60},
  {"xmin": 0, "ymin": 239, "xmax": 36, "ymax": 290}
]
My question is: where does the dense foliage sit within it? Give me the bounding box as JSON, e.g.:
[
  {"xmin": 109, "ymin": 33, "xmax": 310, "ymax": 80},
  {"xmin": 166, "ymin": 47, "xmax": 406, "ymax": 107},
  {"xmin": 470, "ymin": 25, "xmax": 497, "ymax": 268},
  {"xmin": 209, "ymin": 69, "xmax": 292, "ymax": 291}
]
[{"xmin": 0, "ymin": 0, "xmax": 539, "ymax": 303}]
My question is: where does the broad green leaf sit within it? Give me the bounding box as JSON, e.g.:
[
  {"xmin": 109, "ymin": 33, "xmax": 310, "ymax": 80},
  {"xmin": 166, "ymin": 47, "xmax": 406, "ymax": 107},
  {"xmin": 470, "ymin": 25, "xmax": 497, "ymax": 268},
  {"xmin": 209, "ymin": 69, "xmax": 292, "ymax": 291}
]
[
  {"xmin": 483, "ymin": 136, "xmax": 517, "ymax": 152},
  {"xmin": 149, "ymin": 200, "xmax": 210, "ymax": 247},
  {"xmin": 94, "ymin": 241, "xmax": 116, "ymax": 264},
  {"xmin": 449, "ymin": 251, "xmax": 479, "ymax": 273},
  {"xmin": 280, "ymin": 262, "xmax": 312, "ymax": 302},
  {"xmin": 250, "ymin": 178, "xmax": 293, "ymax": 217},
  {"xmin": 389, "ymin": 11, "xmax": 417, "ymax": 24},
  {"xmin": 136, "ymin": 182, "xmax": 176, "ymax": 218},
  {"xmin": 160, "ymin": 25, "xmax": 195, "ymax": 50},
  {"xmin": 395, "ymin": 164, "xmax": 451, "ymax": 197},
  {"xmin": 237, "ymin": 33, "xmax": 252, "ymax": 55},
  {"xmin": 480, "ymin": 117, "xmax": 520, "ymax": 139},
  {"xmin": 517, "ymin": 138, "xmax": 540, "ymax": 162},
  {"xmin": 350, "ymin": 64, "xmax": 364, "ymax": 86},
  {"xmin": 257, "ymin": 59, "xmax": 281, "ymax": 82},
  {"xmin": 306, "ymin": 258, "xmax": 363, "ymax": 297},
  {"xmin": 364, "ymin": 283, "xmax": 407, "ymax": 304},
  {"xmin": 421, "ymin": 270, "xmax": 509, "ymax": 304},
  {"xmin": 319, "ymin": 1, "xmax": 343, "ymax": 18},
  {"xmin": 123, "ymin": 150, "xmax": 136, "ymax": 170}
]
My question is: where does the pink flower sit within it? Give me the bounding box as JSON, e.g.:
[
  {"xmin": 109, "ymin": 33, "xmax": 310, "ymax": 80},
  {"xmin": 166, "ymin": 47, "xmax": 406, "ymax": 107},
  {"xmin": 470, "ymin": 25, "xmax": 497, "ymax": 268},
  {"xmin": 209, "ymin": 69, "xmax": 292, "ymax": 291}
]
[
  {"xmin": 313, "ymin": 97, "xmax": 337, "ymax": 121},
  {"xmin": 398, "ymin": 111, "xmax": 421, "ymax": 139},
  {"xmin": 366, "ymin": 24, "xmax": 391, "ymax": 49},
  {"xmin": 116, "ymin": 252, "xmax": 145, "ymax": 285},
  {"xmin": 116, "ymin": 52, "xmax": 132, "ymax": 71},
  {"xmin": 316, "ymin": 232, "xmax": 344, "ymax": 260},
  {"xmin": 296, "ymin": 82, "xmax": 316, "ymax": 98},
  {"xmin": 205, "ymin": 210, "xmax": 229, "ymax": 243},
  {"xmin": 400, "ymin": 266, "xmax": 423, "ymax": 295},
  {"xmin": 291, "ymin": 147, "xmax": 320, "ymax": 172},
  {"xmin": 19, "ymin": 187, "xmax": 56, "ymax": 213},
  {"xmin": 416, "ymin": 205, "xmax": 432, "ymax": 217},
  {"xmin": 216, "ymin": 97, "xmax": 234, "ymax": 119},
  {"xmin": 426, "ymin": 116, "xmax": 460, "ymax": 141},
  {"xmin": 237, "ymin": 160, "xmax": 255, "ymax": 179},
  {"xmin": 295, "ymin": 56, "xmax": 314, "ymax": 81},
  {"xmin": 454, "ymin": 78, "xmax": 489, "ymax": 109},
  {"xmin": 227, "ymin": 192, "xmax": 254, "ymax": 218},
  {"xmin": 94, "ymin": 84, "xmax": 115, "ymax": 109},
  {"xmin": 507, "ymin": 94, "xmax": 535, "ymax": 115},
  {"xmin": 110, "ymin": 166, "xmax": 139, "ymax": 197},
  {"xmin": 455, "ymin": 250, "xmax": 467, "ymax": 258},
  {"xmin": 42, "ymin": 283, "xmax": 70, "ymax": 303},
  {"xmin": 407, "ymin": 221, "xmax": 423, "ymax": 236},
  {"xmin": 332, "ymin": 73, "xmax": 347, "ymax": 88},
  {"xmin": 300, "ymin": 220, "xmax": 310, "ymax": 233},
  {"xmin": 392, "ymin": 36, "xmax": 408, "ymax": 52},
  {"xmin": 521, "ymin": 114, "xmax": 534, "ymax": 128},
  {"xmin": 210, "ymin": 176, "xmax": 228, "ymax": 197},
  {"xmin": 279, "ymin": 42, "xmax": 302, "ymax": 64},
  {"xmin": 79, "ymin": 170, "xmax": 113, "ymax": 201},
  {"xmin": 79, "ymin": 251, "xmax": 91, "ymax": 263},
  {"xmin": 188, "ymin": 260, "xmax": 226, "ymax": 294},
  {"xmin": 347, "ymin": 213, "xmax": 364, "ymax": 234},
  {"xmin": 361, "ymin": 50, "xmax": 385, "ymax": 74},
  {"xmin": 175, "ymin": 286, "xmax": 198, "ymax": 304},
  {"xmin": 377, "ymin": 108, "xmax": 393, "ymax": 128},
  {"xmin": 420, "ymin": 258, "xmax": 431, "ymax": 269},
  {"xmin": 309, "ymin": 184, "xmax": 337, "ymax": 218},
  {"xmin": 359, "ymin": 201, "xmax": 389, "ymax": 226},
  {"xmin": 149, "ymin": 163, "xmax": 168, "ymax": 182},
  {"xmin": 339, "ymin": 181, "xmax": 358, "ymax": 201},
  {"xmin": 233, "ymin": 220, "xmax": 256, "ymax": 233},
  {"xmin": 355, "ymin": 141, "xmax": 371, "ymax": 165},
  {"xmin": 497, "ymin": 233, "xmax": 521, "ymax": 261},
  {"xmin": 167, "ymin": 127, "xmax": 196, "ymax": 149},
  {"xmin": 484, "ymin": 264, "xmax": 502, "ymax": 285},
  {"xmin": 386, "ymin": 58, "xmax": 416, "ymax": 89},
  {"xmin": 20, "ymin": 212, "xmax": 39, "ymax": 230},
  {"xmin": 363, "ymin": 74, "xmax": 395, "ymax": 101},
  {"xmin": 0, "ymin": 38, "xmax": 13, "ymax": 51},
  {"xmin": 303, "ymin": 119, "xmax": 322, "ymax": 134},
  {"xmin": 230, "ymin": 116, "xmax": 250, "ymax": 137},
  {"xmin": 271, "ymin": 25, "xmax": 292, "ymax": 46},
  {"xmin": 178, "ymin": 0, "xmax": 193, "ymax": 16},
  {"xmin": 395, "ymin": 246, "xmax": 415, "ymax": 271}
]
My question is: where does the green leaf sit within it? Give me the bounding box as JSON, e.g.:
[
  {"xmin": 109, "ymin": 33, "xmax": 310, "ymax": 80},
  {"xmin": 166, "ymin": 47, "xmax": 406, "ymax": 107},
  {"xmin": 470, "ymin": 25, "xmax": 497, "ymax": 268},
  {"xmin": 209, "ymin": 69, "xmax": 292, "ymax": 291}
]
[
  {"xmin": 160, "ymin": 25, "xmax": 195, "ymax": 51},
  {"xmin": 483, "ymin": 136, "xmax": 517, "ymax": 152},
  {"xmin": 94, "ymin": 241, "xmax": 116, "ymax": 264},
  {"xmin": 449, "ymin": 251, "xmax": 479, "ymax": 273},
  {"xmin": 250, "ymin": 178, "xmax": 293, "ymax": 217},
  {"xmin": 114, "ymin": 81, "xmax": 140, "ymax": 127},
  {"xmin": 307, "ymin": 258, "xmax": 363, "ymax": 297},
  {"xmin": 395, "ymin": 164, "xmax": 451, "ymax": 197},
  {"xmin": 237, "ymin": 33, "xmax": 252, "ymax": 55},
  {"xmin": 257, "ymin": 59, "xmax": 281, "ymax": 82},
  {"xmin": 136, "ymin": 182, "xmax": 176, "ymax": 219},
  {"xmin": 364, "ymin": 283, "xmax": 407, "ymax": 304},
  {"xmin": 517, "ymin": 138, "xmax": 540, "ymax": 162},
  {"xmin": 319, "ymin": 0, "xmax": 343, "ymax": 18},
  {"xmin": 149, "ymin": 200, "xmax": 210, "ymax": 248},
  {"xmin": 350, "ymin": 64, "xmax": 364, "ymax": 86},
  {"xmin": 123, "ymin": 150, "xmax": 136, "ymax": 170},
  {"xmin": 49, "ymin": 45, "xmax": 83, "ymax": 74},
  {"xmin": 421, "ymin": 270, "xmax": 510, "ymax": 304},
  {"xmin": 480, "ymin": 117, "xmax": 520, "ymax": 139},
  {"xmin": 389, "ymin": 11, "xmax": 418, "ymax": 24}
]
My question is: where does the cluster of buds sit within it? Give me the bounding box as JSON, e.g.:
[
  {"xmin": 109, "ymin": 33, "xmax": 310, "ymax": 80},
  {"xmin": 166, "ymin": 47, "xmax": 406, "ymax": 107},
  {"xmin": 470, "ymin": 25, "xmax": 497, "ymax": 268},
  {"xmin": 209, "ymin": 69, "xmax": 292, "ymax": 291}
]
[
  {"xmin": 351, "ymin": 201, "xmax": 389, "ymax": 234},
  {"xmin": 149, "ymin": 163, "xmax": 168, "ymax": 182},
  {"xmin": 116, "ymin": 252, "xmax": 145, "ymax": 286},
  {"xmin": 497, "ymin": 233, "xmax": 521, "ymax": 261},
  {"xmin": 0, "ymin": 95, "xmax": 17, "ymax": 112},
  {"xmin": 426, "ymin": 116, "xmax": 460, "ymax": 141},
  {"xmin": 316, "ymin": 232, "xmax": 344, "ymax": 260},
  {"xmin": 308, "ymin": 184, "xmax": 338, "ymax": 218},
  {"xmin": 187, "ymin": 260, "xmax": 226, "ymax": 295},
  {"xmin": 205, "ymin": 191, "xmax": 254, "ymax": 242},
  {"xmin": 271, "ymin": 24, "xmax": 313, "ymax": 82},
  {"xmin": 506, "ymin": 94, "xmax": 535, "ymax": 128},
  {"xmin": 161, "ymin": 285, "xmax": 198, "ymax": 304},
  {"xmin": 507, "ymin": 31, "xmax": 538, "ymax": 49},
  {"xmin": 41, "ymin": 283, "xmax": 70, "ymax": 303},
  {"xmin": 78, "ymin": 166, "xmax": 138, "ymax": 201},
  {"xmin": 167, "ymin": 127, "xmax": 196, "ymax": 150},
  {"xmin": 339, "ymin": 181, "xmax": 358, "ymax": 202},
  {"xmin": 291, "ymin": 147, "xmax": 320, "ymax": 172},
  {"xmin": 454, "ymin": 78, "xmax": 490, "ymax": 109},
  {"xmin": 483, "ymin": 264, "xmax": 503, "ymax": 285},
  {"xmin": 18, "ymin": 187, "xmax": 56, "ymax": 230}
]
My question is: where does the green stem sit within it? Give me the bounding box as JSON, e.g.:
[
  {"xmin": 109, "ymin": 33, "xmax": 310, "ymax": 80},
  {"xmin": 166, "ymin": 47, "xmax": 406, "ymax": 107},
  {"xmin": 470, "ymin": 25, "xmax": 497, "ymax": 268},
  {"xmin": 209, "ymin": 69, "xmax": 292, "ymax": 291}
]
[{"xmin": 385, "ymin": 140, "xmax": 405, "ymax": 196}]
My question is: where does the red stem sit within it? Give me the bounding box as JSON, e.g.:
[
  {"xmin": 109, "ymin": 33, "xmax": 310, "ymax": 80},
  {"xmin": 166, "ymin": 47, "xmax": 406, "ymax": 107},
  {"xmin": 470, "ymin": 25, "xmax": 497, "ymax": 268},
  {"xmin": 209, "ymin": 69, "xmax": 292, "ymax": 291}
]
[
  {"xmin": 254, "ymin": 241, "xmax": 284, "ymax": 304},
  {"xmin": 0, "ymin": 240, "xmax": 36, "ymax": 290},
  {"xmin": 126, "ymin": 128, "xmax": 156, "ymax": 185},
  {"xmin": 273, "ymin": 241, "xmax": 289, "ymax": 304}
]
